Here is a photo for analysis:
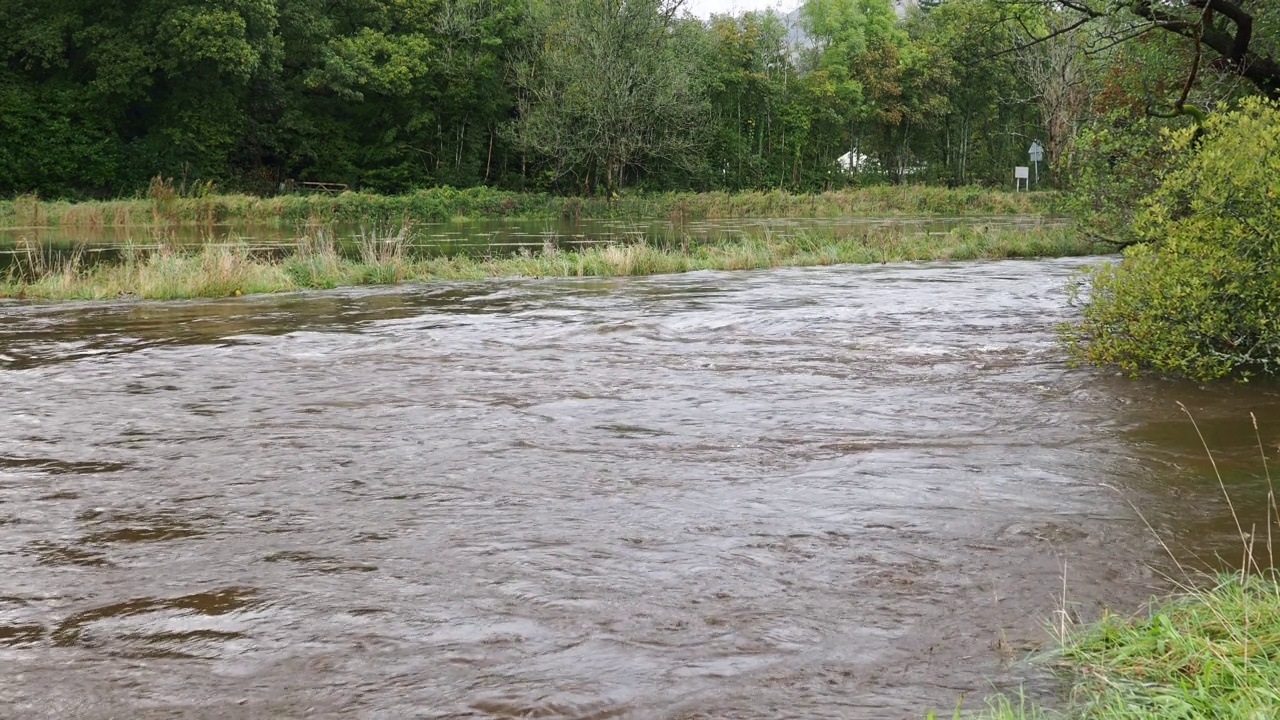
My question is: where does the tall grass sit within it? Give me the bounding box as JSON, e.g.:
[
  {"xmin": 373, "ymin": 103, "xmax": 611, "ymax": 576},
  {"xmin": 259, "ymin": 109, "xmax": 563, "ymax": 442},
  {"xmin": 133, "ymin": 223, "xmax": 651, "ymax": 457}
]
[
  {"xmin": 951, "ymin": 409, "xmax": 1280, "ymax": 720},
  {"xmin": 0, "ymin": 225, "xmax": 1102, "ymax": 301},
  {"xmin": 5, "ymin": 235, "xmax": 84, "ymax": 297},
  {"xmin": 0, "ymin": 186, "xmax": 1060, "ymax": 229}
]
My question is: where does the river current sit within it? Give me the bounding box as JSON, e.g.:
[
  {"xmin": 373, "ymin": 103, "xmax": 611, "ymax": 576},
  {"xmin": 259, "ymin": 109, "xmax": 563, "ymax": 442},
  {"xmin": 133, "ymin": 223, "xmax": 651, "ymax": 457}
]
[{"xmin": 1, "ymin": 258, "xmax": 1274, "ymax": 718}]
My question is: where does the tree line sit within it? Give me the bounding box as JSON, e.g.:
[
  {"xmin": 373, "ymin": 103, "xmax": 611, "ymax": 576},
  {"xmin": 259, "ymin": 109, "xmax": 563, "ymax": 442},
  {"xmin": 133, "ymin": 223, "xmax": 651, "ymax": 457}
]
[{"xmin": 1, "ymin": 0, "xmax": 1276, "ymax": 199}]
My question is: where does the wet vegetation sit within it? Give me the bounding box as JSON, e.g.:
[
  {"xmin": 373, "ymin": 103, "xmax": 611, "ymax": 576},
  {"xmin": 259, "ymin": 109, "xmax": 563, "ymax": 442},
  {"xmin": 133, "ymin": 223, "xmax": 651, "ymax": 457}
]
[
  {"xmin": 1063, "ymin": 99, "xmax": 1280, "ymax": 383},
  {"xmin": 957, "ymin": 410, "xmax": 1280, "ymax": 720},
  {"xmin": 0, "ymin": 185, "xmax": 1056, "ymax": 229},
  {"xmin": 1, "ymin": 225, "xmax": 1098, "ymax": 301},
  {"xmin": 962, "ymin": 574, "xmax": 1280, "ymax": 720},
  {"xmin": 1056, "ymin": 574, "xmax": 1280, "ymax": 719}
]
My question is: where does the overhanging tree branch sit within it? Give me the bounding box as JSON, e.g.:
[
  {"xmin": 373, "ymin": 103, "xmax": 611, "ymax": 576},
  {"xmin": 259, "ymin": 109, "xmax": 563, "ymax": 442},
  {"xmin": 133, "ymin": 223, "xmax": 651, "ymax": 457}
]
[
  {"xmin": 1129, "ymin": 0, "xmax": 1280, "ymax": 98},
  {"xmin": 984, "ymin": 15, "xmax": 1093, "ymax": 59},
  {"xmin": 995, "ymin": 0, "xmax": 1280, "ymax": 99}
]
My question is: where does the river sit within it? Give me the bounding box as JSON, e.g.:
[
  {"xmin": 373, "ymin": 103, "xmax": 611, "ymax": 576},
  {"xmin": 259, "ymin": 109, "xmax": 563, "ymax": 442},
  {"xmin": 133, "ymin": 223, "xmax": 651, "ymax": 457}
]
[{"xmin": 0, "ymin": 258, "xmax": 1274, "ymax": 718}]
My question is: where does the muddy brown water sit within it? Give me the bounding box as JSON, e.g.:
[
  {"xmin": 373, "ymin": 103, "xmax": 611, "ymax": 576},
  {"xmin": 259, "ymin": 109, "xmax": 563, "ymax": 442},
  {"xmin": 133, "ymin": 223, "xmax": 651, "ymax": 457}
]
[{"xmin": 0, "ymin": 258, "xmax": 1276, "ymax": 719}]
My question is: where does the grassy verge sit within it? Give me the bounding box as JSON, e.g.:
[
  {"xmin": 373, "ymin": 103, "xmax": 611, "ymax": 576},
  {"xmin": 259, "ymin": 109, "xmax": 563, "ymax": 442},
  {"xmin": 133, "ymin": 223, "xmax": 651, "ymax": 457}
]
[
  {"xmin": 951, "ymin": 410, "xmax": 1280, "ymax": 720},
  {"xmin": 0, "ymin": 185, "xmax": 1059, "ymax": 228},
  {"xmin": 1, "ymin": 225, "xmax": 1102, "ymax": 301},
  {"xmin": 959, "ymin": 572, "xmax": 1280, "ymax": 720}
]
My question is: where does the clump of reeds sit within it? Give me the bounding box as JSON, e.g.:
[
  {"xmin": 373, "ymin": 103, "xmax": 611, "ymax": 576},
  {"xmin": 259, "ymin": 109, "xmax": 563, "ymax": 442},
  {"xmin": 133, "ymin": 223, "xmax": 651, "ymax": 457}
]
[
  {"xmin": 148, "ymin": 174, "xmax": 178, "ymax": 223},
  {"xmin": 4, "ymin": 235, "xmax": 84, "ymax": 295},
  {"xmin": 284, "ymin": 224, "xmax": 347, "ymax": 289},
  {"xmin": 356, "ymin": 225, "xmax": 409, "ymax": 274},
  {"xmin": 110, "ymin": 243, "xmax": 293, "ymax": 300},
  {"xmin": 9, "ymin": 193, "xmax": 47, "ymax": 227},
  {"xmin": 111, "ymin": 204, "xmax": 134, "ymax": 227}
]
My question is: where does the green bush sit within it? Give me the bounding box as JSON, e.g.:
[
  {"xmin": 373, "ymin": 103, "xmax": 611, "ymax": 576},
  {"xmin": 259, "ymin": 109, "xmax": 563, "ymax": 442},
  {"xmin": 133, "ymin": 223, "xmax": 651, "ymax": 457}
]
[
  {"xmin": 1066, "ymin": 97, "xmax": 1280, "ymax": 381},
  {"xmin": 1064, "ymin": 112, "xmax": 1181, "ymax": 245}
]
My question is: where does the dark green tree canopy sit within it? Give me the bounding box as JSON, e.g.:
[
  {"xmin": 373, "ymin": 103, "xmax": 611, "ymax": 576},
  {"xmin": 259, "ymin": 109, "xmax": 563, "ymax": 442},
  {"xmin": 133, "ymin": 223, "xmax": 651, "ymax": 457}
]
[{"xmin": 3, "ymin": 0, "xmax": 1274, "ymax": 198}]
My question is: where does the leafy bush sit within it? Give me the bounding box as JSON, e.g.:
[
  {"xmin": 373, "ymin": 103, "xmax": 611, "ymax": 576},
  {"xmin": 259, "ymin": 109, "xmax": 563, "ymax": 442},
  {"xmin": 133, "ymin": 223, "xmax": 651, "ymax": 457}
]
[
  {"xmin": 1063, "ymin": 111, "xmax": 1181, "ymax": 245},
  {"xmin": 1066, "ymin": 97, "xmax": 1280, "ymax": 381}
]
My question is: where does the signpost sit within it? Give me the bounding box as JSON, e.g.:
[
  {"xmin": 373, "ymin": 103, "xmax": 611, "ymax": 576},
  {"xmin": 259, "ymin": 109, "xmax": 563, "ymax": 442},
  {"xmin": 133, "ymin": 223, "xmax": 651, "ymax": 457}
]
[
  {"xmin": 1029, "ymin": 141, "xmax": 1045, "ymax": 183},
  {"xmin": 1015, "ymin": 166, "xmax": 1030, "ymax": 191}
]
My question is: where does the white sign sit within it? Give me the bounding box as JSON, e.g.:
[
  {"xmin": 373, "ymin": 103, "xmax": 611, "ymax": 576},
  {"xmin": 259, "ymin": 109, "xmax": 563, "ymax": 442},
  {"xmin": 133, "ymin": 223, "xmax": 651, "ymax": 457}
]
[
  {"xmin": 1029, "ymin": 141, "xmax": 1045, "ymax": 163},
  {"xmin": 1015, "ymin": 166, "xmax": 1029, "ymax": 179}
]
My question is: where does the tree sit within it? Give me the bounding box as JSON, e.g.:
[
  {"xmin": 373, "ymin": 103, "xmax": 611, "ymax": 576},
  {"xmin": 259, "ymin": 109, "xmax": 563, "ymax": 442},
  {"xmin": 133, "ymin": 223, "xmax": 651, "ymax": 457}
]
[
  {"xmin": 907, "ymin": 0, "xmax": 1039, "ymax": 185},
  {"xmin": 701, "ymin": 10, "xmax": 795, "ymax": 189},
  {"xmin": 510, "ymin": 0, "xmax": 708, "ymax": 194},
  {"xmin": 1016, "ymin": 0, "xmax": 1280, "ymax": 103},
  {"xmin": 11, "ymin": 0, "xmax": 1254, "ymax": 199},
  {"xmin": 795, "ymin": 0, "xmax": 897, "ymax": 186},
  {"xmin": 1066, "ymin": 98, "xmax": 1280, "ymax": 380},
  {"xmin": 850, "ymin": 25, "xmax": 954, "ymax": 182},
  {"xmin": 0, "ymin": 0, "xmax": 281, "ymax": 195},
  {"xmin": 1015, "ymin": 8, "xmax": 1098, "ymax": 174}
]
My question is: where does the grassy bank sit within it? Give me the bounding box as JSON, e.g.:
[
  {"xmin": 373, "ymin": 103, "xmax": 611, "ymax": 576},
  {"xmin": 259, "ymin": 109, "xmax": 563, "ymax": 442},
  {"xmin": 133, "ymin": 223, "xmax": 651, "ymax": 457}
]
[
  {"xmin": 0, "ymin": 185, "xmax": 1059, "ymax": 229},
  {"xmin": 955, "ymin": 414, "xmax": 1280, "ymax": 720},
  {"xmin": 960, "ymin": 572, "xmax": 1280, "ymax": 720},
  {"xmin": 1, "ymin": 225, "xmax": 1101, "ymax": 301}
]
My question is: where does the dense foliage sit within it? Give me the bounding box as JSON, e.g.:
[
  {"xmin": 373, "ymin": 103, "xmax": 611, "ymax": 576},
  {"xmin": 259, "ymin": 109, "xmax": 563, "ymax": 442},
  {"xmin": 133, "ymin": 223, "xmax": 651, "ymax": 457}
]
[
  {"xmin": 3, "ymin": 0, "xmax": 1278, "ymax": 200},
  {"xmin": 1066, "ymin": 98, "xmax": 1280, "ymax": 381},
  {"xmin": 0, "ymin": 0, "xmax": 1076, "ymax": 198}
]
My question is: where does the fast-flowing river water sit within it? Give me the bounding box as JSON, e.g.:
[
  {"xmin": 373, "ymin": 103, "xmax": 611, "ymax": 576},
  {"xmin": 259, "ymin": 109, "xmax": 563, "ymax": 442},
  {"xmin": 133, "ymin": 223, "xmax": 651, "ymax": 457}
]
[{"xmin": 1, "ymin": 258, "xmax": 1275, "ymax": 718}]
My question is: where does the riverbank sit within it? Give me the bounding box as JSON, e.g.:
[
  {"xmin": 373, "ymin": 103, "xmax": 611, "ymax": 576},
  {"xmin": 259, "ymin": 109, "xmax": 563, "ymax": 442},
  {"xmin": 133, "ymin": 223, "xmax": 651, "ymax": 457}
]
[
  {"xmin": 961, "ymin": 422, "xmax": 1280, "ymax": 720},
  {"xmin": 1, "ymin": 225, "xmax": 1102, "ymax": 301},
  {"xmin": 1, "ymin": 186, "xmax": 1059, "ymax": 228},
  {"xmin": 961, "ymin": 571, "xmax": 1280, "ymax": 720}
]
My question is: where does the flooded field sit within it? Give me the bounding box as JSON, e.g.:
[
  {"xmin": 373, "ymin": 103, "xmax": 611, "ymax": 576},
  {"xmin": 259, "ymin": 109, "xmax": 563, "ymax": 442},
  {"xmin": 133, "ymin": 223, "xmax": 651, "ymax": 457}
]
[
  {"xmin": 0, "ymin": 215, "xmax": 1065, "ymax": 272},
  {"xmin": 0, "ymin": 258, "xmax": 1274, "ymax": 718}
]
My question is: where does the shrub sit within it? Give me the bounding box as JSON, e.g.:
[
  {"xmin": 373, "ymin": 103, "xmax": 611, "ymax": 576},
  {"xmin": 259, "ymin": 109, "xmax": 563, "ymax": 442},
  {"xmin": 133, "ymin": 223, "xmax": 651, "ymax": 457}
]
[
  {"xmin": 1063, "ymin": 112, "xmax": 1180, "ymax": 245},
  {"xmin": 1066, "ymin": 97, "xmax": 1280, "ymax": 381}
]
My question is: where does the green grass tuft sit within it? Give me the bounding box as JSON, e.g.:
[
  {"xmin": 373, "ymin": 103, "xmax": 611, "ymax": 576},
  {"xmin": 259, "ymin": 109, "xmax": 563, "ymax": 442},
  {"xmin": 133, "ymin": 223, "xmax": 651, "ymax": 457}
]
[
  {"xmin": 958, "ymin": 573, "xmax": 1280, "ymax": 720},
  {"xmin": 1060, "ymin": 573, "xmax": 1280, "ymax": 719}
]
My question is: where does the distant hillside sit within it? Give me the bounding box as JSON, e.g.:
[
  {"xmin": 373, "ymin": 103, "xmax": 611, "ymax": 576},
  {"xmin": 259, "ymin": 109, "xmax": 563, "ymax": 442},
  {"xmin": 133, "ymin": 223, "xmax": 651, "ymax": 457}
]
[{"xmin": 783, "ymin": 8, "xmax": 807, "ymax": 46}]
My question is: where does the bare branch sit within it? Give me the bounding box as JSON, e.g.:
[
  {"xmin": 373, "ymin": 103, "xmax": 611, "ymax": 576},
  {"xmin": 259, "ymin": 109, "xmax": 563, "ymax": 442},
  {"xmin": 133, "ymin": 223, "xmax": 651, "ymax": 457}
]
[{"xmin": 984, "ymin": 15, "xmax": 1093, "ymax": 60}]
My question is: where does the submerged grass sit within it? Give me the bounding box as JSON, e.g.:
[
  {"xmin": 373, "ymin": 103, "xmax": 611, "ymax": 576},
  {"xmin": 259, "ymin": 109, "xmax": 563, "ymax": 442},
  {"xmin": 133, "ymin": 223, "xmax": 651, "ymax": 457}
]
[
  {"xmin": 965, "ymin": 574, "xmax": 1280, "ymax": 720},
  {"xmin": 0, "ymin": 225, "xmax": 1102, "ymax": 301},
  {"xmin": 0, "ymin": 185, "xmax": 1058, "ymax": 228},
  {"xmin": 953, "ymin": 410, "xmax": 1280, "ymax": 720}
]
